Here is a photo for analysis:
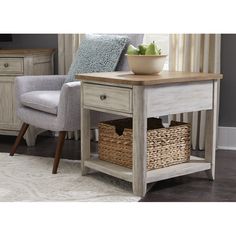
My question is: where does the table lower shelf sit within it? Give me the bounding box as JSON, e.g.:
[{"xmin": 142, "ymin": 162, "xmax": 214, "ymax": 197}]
[{"xmin": 84, "ymin": 156, "xmax": 211, "ymax": 183}]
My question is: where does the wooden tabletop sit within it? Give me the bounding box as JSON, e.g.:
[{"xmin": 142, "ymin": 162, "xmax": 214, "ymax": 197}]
[
  {"xmin": 0, "ymin": 49, "xmax": 56, "ymax": 57},
  {"xmin": 76, "ymin": 71, "xmax": 223, "ymax": 86}
]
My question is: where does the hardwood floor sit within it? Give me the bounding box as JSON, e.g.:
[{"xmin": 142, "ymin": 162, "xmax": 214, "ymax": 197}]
[{"xmin": 1, "ymin": 134, "xmax": 236, "ymax": 201}]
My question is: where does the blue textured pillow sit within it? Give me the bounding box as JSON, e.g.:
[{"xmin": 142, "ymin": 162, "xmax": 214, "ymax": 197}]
[{"xmin": 65, "ymin": 34, "xmax": 129, "ymax": 83}]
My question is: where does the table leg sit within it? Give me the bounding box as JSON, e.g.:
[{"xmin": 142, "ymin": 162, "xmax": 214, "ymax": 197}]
[
  {"xmin": 205, "ymin": 80, "xmax": 219, "ymax": 180},
  {"xmin": 132, "ymin": 86, "xmax": 147, "ymax": 197},
  {"xmin": 81, "ymin": 84, "xmax": 91, "ymax": 176}
]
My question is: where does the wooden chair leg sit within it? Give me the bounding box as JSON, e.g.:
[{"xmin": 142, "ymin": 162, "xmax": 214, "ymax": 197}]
[
  {"xmin": 10, "ymin": 123, "xmax": 29, "ymax": 156},
  {"xmin": 52, "ymin": 131, "xmax": 66, "ymax": 174}
]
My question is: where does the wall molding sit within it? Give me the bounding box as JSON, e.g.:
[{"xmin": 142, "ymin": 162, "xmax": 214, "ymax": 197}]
[{"xmin": 217, "ymin": 126, "xmax": 236, "ymax": 150}]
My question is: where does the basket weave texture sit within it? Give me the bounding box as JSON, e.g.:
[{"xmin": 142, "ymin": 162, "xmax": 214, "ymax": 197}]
[{"xmin": 98, "ymin": 118, "xmax": 191, "ymax": 171}]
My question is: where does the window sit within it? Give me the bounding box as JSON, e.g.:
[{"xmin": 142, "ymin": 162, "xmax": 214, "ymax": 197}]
[{"xmin": 143, "ymin": 34, "xmax": 169, "ymax": 70}]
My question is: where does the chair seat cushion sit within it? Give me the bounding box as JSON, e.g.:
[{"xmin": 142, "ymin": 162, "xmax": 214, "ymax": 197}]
[{"xmin": 20, "ymin": 90, "xmax": 60, "ymax": 115}]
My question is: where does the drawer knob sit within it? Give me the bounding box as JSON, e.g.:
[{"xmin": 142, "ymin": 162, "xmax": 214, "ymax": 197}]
[
  {"xmin": 100, "ymin": 94, "xmax": 107, "ymax": 100},
  {"xmin": 4, "ymin": 63, "xmax": 9, "ymax": 68}
]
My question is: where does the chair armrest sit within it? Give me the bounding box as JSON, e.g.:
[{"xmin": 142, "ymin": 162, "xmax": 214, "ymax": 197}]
[
  {"xmin": 15, "ymin": 75, "xmax": 67, "ymax": 109},
  {"xmin": 57, "ymin": 81, "xmax": 81, "ymax": 130},
  {"xmin": 16, "ymin": 75, "xmax": 67, "ymax": 94}
]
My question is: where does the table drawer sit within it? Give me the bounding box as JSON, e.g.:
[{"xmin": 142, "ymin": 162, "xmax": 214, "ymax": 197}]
[
  {"xmin": 0, "ymin": 58, "xmax": 24, "ymax": 75},
  {"xmin": 83, "ymin": 83, "xmax": 133, "ymax": 113}
]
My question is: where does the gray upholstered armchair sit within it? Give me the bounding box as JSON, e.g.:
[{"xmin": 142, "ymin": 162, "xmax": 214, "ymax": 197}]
[{"xmin": 10, "ymin": 34, "xmax": 143, "ymax": 174}]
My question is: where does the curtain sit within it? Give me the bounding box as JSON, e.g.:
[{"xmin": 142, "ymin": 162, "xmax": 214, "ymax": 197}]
[
  {"xmin": 58, "ymin": 34, "xmax": 81, "ymax": 75},
  {"xmin": 169, "ymin": 34, "xmax": 221, "ymax": 150}
]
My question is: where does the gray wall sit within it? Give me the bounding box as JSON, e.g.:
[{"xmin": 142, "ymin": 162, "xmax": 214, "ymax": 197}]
[
  {"xmin": 0, "ymin": 34, "xmax": 58, "ymax": 74},
  {"xmin": 220, "ymin": 34, "xmax": 236, "ymax": 126}
]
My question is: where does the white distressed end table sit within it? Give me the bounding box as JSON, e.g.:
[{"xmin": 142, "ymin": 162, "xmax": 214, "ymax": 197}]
[{"xmin": 77, "ymin": 71, "xmax": 223, "ymax": 197}]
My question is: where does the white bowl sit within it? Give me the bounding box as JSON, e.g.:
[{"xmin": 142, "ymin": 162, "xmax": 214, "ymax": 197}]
[{"xmin": 126, "ymin": 55, "xmax": 167, "ymax": 75}]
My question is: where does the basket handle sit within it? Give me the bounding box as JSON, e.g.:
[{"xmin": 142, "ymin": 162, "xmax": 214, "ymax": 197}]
[{"xmin": 115, "ymin": 127, "xmax": 125, "ymax": 136}]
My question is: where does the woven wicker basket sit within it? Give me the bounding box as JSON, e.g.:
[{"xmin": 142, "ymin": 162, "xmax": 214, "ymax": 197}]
[{"xmin": 98, "ymin": 118, "xmax": 191, "ymax": 171}]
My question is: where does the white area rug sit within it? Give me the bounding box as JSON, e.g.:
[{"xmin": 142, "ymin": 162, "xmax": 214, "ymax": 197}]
[{"xmin": 0, "ymin": 153, "xmax": 140, "ymax": 202}]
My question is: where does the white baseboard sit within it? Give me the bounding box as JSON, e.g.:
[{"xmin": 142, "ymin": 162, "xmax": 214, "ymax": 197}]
[{"xmin": 217, "ymin": 126, "xmax": 236, "ymax": 150}]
